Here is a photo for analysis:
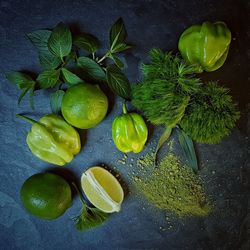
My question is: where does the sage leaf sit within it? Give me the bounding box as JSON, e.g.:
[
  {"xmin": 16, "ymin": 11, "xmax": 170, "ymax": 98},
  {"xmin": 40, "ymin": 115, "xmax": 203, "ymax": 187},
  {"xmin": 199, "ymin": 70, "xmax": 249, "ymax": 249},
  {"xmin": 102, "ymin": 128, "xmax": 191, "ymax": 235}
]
[
  {"xmin": 77, "ymin": 56, "xmax": 106, "ymax": 82},
  {"xmin": 39, "ymin": 50, "xmax": 62, "ymax": 70},
  {"xmin": 106, "ymin": 64, "xmax": 131, "ymax": 99},
  {"xmin": 154, "ymin": 126, "xmax": 172, "ymax": 166},
  {"xmin": 27, "ymin": 30, "xmax": 51, "ymax": 52},
  {"xmin": 50, "ymin": 90, "xmax": 64, "ymax": 114},
  {"xmin": 61, "ymin": 68, "xmax": 83, "ymax": 85},
  {"xmin": 48, "ymin": 22, "xmax": 72, "ymax": 59},
  {"xmin": 37, "ymin": 69, "xmax": 60, "ymax": 89},
  {"xmin": 177, "ymin": 126, "xmax": 198, "ymax": 173},
  {"xmin": 73, "ymin": 205, "xmax": 108, "ymax": 231},
  {"xmin": 74, "ymin": 33, "xmax": 100, "ymax": 53},
  {"xmin": 109, "ymin": 18, "xmax": 127, "ymax": 49},
  {"xmin": 6, "ymin": 72, "xmax": 35, "ymax": 89}
]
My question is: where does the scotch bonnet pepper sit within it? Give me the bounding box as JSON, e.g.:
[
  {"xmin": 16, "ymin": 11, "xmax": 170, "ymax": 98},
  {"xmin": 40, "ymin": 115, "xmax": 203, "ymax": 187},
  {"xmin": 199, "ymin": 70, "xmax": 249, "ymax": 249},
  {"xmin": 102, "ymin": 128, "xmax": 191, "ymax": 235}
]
[
  {"xmin": 17, "ymin": 114, "xmax": 81, "ymax": 166},
  {"xmin": 112, "ymin": 103, "xmax": 148, "ymax": 154},
  {"xmin": 178, "ymin": 21, "xmax": 231, "ymax": 72}
]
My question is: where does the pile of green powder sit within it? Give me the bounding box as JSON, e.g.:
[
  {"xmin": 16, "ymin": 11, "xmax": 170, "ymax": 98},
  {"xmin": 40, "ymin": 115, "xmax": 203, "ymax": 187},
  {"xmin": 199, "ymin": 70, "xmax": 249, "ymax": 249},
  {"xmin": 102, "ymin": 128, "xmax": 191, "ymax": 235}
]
[{"xmin": 133, "ymin": 152, "xmax": 211, "ymax": 217}]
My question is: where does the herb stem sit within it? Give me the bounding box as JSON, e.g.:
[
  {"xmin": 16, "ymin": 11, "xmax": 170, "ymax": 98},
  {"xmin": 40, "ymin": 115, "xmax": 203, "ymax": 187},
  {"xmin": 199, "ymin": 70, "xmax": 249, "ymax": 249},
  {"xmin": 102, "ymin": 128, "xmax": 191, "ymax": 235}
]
[
  {"xmin": 16, "ymin": 114, "xmax": 37, "ymax": 124},
  {"xmin": 71, "ymin": 182, "xmax": 87, "ymax": 206},
  {"xmin": 122, "ymin": 102, "xmax": 127, "ymax": 114},
  {"xmin": 97, "ymin": 51, "xmax": 110, "ymax": 63}
]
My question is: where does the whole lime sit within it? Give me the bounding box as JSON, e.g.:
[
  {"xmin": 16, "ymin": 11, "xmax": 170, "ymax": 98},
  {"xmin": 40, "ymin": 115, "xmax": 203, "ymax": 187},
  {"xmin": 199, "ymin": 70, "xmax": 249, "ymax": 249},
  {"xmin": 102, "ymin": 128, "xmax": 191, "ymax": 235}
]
[
  {"xmin": 61, "ymin": 83, "xmax": 108, "ymax": 129},
  {"xmin": 20, "ymin": 173, "xmax": 72, "ymax": 220}
]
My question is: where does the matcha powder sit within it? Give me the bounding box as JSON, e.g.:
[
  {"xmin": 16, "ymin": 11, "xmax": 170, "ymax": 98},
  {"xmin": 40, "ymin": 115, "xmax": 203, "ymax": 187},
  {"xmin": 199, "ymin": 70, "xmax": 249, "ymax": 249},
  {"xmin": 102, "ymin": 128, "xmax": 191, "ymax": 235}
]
[{"xmin": 133, "ymin": 152, "xmax": 211, "ymax": 217}]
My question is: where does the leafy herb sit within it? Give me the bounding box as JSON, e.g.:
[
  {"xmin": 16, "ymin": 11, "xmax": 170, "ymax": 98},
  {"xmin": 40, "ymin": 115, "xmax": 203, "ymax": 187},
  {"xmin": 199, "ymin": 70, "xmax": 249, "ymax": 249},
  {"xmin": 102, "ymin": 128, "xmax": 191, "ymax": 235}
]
[
  {"xmin": 72, "ymin": 183, "xmax": 108, "ymax": 231},
  {"xmin": 61, "ymin": 68, "xmax": 83, "ymax": 85},
  {"xmin": 48, "ymin": 22, "xmax": 72, "ymax": 60},
  {"xmin": 77, "ymin": 56, "xmax": 106, "ymax": 82},
  {"xmin": 176, "ymin": 126, "xmax": 198, "ymax": 173},
  {"xmin": 74, "ymin": 33, "xmax": 100, "ymax": 53},
  {"xmin": 28, "ymin": 29, "xmax": 61, "ymax": 70},
  {"xmin": 36, "ymin": 69, "xmax": 60, "ymax": 89},
  {"xmin": 50, "ymin": 90, "xmax": 65, "ymax": 114},
  {"xmin": 180, "ymin": 82, "xmax": 240, "ymax": 144},
  {"xmin": 106, "ymin": 65, "xmax": 131, "ymax": 99},
  {"xmin": 6, "ymin": 72, "xmax": 36, "ymax": 109},
  {"xmin": 7, "ymin": 18, "xmax": 133, "ymax": 110},
  {"xmin": 109, "ymin": 17, "xmax": 127, "ymax": 50},
  {"xmin": 74, "ymin": 205, "xmax": 108, "ymax": 231}
]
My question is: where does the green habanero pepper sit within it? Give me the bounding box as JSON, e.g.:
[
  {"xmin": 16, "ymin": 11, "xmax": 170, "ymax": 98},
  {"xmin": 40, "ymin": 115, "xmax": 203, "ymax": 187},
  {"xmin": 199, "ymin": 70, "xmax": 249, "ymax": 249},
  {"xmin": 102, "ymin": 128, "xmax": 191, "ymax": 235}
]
[
  {"xmin": 178, "ymin": 21, "xmax": 231, "ymax": 73},
  {"xmin": 17, "ymin": 114, "xmax": 81, "ymax": 166},
  {"xmin": 112, "ymin": 103, "xmax": 148, "ymax": 154}
]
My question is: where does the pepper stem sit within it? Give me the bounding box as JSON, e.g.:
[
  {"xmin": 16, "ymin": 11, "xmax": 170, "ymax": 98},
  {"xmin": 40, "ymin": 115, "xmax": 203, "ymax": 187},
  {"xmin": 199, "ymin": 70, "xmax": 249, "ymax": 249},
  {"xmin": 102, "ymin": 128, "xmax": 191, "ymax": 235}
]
[
  {"xmin": 122, "ymin": 102, "xmax": 127, "ymax": 114},
  {"xmin": 16, "ymin": 114, "xmax": 37, "ymax": 124}
]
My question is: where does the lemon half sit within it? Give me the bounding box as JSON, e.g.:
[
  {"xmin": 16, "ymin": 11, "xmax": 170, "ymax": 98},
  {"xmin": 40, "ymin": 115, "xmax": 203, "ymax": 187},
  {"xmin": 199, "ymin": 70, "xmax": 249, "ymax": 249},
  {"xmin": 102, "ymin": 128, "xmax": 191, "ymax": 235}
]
[{"xmin": 81, "ymin": 166, "xmax": 124, "ymax": 213}]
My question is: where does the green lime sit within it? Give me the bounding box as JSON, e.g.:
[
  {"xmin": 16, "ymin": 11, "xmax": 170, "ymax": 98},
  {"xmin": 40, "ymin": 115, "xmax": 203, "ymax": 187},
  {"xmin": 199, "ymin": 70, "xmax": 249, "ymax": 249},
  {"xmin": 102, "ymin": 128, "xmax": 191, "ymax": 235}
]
[
  {"xmin": 20, "ymin": 173, "xmax": 72, "ymax": 220},
  {"xmin": 61, "ymin": 83, "xmax": 108, "ymax": 129}
]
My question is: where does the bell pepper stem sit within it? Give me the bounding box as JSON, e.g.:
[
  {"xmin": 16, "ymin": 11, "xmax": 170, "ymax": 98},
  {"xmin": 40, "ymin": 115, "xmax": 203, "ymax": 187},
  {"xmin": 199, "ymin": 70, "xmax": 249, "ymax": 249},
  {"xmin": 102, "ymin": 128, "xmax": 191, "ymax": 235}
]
[
  {"xmin": 16, "ymin": 114, "xmax": 37, "ymax": 124},
  {"xmin": 122, "ymin": 103, "xmax": 127, "ymax": 114}
]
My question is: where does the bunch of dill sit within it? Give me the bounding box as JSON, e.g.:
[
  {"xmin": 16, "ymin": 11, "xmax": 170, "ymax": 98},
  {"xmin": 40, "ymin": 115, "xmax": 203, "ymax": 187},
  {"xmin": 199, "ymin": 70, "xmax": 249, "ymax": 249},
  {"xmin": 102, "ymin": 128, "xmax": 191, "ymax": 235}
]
[
  {"xmin": 132, "ymin": 49, "xmax": 240, "ymax": 144},
  {"xmin": 132, "ymin": 48, "xmax": 201, "ymax": 128}
]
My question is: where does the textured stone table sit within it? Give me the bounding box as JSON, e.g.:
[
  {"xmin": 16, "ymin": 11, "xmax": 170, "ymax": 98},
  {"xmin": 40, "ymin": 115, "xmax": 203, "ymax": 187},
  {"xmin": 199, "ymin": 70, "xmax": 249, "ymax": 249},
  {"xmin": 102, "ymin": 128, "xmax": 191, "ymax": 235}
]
[{"xmin": 0, "ymin": 0, "xmax": 249, "ymax": 249}]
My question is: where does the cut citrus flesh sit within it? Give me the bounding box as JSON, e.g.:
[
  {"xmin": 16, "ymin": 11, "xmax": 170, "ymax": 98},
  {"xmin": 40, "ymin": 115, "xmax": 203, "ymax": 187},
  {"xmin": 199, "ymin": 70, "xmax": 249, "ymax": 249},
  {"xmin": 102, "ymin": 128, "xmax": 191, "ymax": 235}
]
[{"xmin": 81, "ymin": 166, "xmax": 124, "ymax": 213}]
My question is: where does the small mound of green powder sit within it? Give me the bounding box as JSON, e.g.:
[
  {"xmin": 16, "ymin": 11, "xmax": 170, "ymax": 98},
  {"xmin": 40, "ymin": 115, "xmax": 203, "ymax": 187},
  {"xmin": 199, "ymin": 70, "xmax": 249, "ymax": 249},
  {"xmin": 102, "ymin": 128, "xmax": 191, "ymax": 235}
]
[{"xmin": 133, "ymin": 152, "xmax": 211, "ymax": 217}]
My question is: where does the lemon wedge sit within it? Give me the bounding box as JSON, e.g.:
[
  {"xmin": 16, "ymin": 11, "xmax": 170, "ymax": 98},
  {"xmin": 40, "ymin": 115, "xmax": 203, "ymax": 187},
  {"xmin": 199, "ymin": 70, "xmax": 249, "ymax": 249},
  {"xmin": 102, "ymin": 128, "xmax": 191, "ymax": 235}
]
[{"xmin": 81, "ymin": 166, "xmax": 124, "ymax": 213}]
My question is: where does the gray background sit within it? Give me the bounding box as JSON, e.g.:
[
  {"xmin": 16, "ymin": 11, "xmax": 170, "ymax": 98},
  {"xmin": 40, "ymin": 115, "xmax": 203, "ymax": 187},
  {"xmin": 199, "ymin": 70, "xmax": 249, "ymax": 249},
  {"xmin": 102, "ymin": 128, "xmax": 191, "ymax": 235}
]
[{"xmin": 0, "ymin": 0, "xmax": 250, "ymax": 249}]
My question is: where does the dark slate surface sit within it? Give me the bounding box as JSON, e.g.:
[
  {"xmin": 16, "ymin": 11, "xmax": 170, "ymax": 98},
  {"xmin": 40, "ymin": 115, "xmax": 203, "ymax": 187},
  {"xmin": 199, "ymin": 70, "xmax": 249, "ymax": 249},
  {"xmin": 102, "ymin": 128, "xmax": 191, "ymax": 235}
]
[{"xmin": 0, "ymin": 0, "xmax": 250, "ymax": 249}]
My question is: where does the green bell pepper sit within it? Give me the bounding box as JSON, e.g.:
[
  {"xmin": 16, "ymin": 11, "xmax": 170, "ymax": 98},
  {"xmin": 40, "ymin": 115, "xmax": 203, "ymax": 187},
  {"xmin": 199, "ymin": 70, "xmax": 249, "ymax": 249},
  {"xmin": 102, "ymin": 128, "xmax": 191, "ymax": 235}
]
[
  {"xmin": 178, "ymin": 21, "xmax": 231, "ymax": 72},
  {"xmin": 112, "ymin": 103, "xmax": 148, "ymax": 154},
  {"xmin": 17, "ymin": 114, "xmax": 81, "ymax": 166}
]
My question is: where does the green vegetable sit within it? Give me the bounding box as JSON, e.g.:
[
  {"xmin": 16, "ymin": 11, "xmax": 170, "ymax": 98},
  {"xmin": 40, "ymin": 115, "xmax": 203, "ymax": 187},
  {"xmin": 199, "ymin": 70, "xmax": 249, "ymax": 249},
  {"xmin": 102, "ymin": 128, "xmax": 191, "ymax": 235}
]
[
  {"xmin": 72, "ymin": 183, "xmax": 108, "ymax": 231},
  {"xmin": 178, "ymin": 21, "xmax": 231, "ymax": 73},
  {"xmin": 112, "ymin": 103, "xmax": 148, "ymax": 153},
  {"xmin": 17, "ymin": 114, "xmax": 81, "ymax": 166},
  {"xmin": 132, "ymin": 49, "xmax": 201, "ymax": 128},
  {"xmin": 180, "ymin": 82, "xmax": 240, "ymax": 144}
]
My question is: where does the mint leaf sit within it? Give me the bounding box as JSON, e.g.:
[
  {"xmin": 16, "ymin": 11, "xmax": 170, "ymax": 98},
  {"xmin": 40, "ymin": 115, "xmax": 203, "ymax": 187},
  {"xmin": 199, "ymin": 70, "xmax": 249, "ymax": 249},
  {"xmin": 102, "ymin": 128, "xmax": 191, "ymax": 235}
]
[
  {"xmin": 111, "ymin": 55, "xmax": 124, "ymax": 69},
  {"xmin": 77, "ymin": 57, "xmax": 106, "ymax": 82},
  {"xmin": 61, "ymin": 68, "xmax": 83, "ymax": 85},
  {"xmin": 111, "ymin": 43, "xmax": 131, "ymax": 54},
  {"xmin": 74, "ymin": 33, "xmax": 100, "ymax": 53},
  {"xmin": 48, "ymin": 22, "xmax": 72, "ymax": 59},
  {"xmin": 27, "ymin": 30, "xmax": 51, "ymax": 52},
  {"xmin": 176, "ymin": 127, "xmax": 198, "ymax": 173},
  {"xmin": 50, "ymin": 90, "xmax": 65, "ymax": 114},
  {"xmin": 37, "ymin": 69, "xmax": 60, "ymax": 89},
  {"xmin": 110, "ymin": 18, "xmax": 127, "ymax": 49},
  {"xmin": 39, "ymin": 50, "xmax": 62, "ymax": 70},
  {"xmin": 6, "ymin": 72, "xmax": 34, "ymax": 89},
  {"xmin": 106, "ymin": 65, "xmax": 131, "ymax": 99}
]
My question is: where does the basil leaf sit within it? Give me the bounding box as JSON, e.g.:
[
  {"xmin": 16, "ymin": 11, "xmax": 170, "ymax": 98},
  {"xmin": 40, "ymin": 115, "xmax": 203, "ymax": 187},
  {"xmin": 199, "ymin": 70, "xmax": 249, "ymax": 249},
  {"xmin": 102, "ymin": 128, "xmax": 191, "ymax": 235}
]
[
  {"xmin": 50, "ymin": 90, "xmax": 65, "ymax": 114},
  {"xmin": 39, "ymin": 50, "xmax": 62, "ymax": 70},
  {"xmin": 48, "ymin": 22, "xmax": 72, "ymax": 59},
  {"xmin": 61, "ymin": 68, "xmax": 83, "ymax": 85},
  {"xmin": 73, "ymin": 205, "xmax": 108, "ymax": 231},
  {"xmin": 177, "ymin": 127, "xmax": 198, "ymax": 173},
  {"xmin": 111, "ymin": 43, "xmax": 131, "ymax": 54},
  {"xmin": 6, "ymin": 72, "xmax": 34, "ymax": 89},
  {"xmin": 27, "ymin": 30, "xmax": 51, "ymax": 52},
  {"xmin": 36, "ymin": 69, "xmax": 60, "ymax": 89},
  {"xmin": 74, "ymin": 33, "xmax": 100, "ymax": 53},
  {"xmin": 106, "ymin": 65, "xmax": 131, "ymax": 99},
  {"xmin": 77, "ymin": 56, "xmax": 106, "ymax": 82},
  {"xmin": 109, "ymin": 18, "xmax": 127, "ymax": 49}
]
